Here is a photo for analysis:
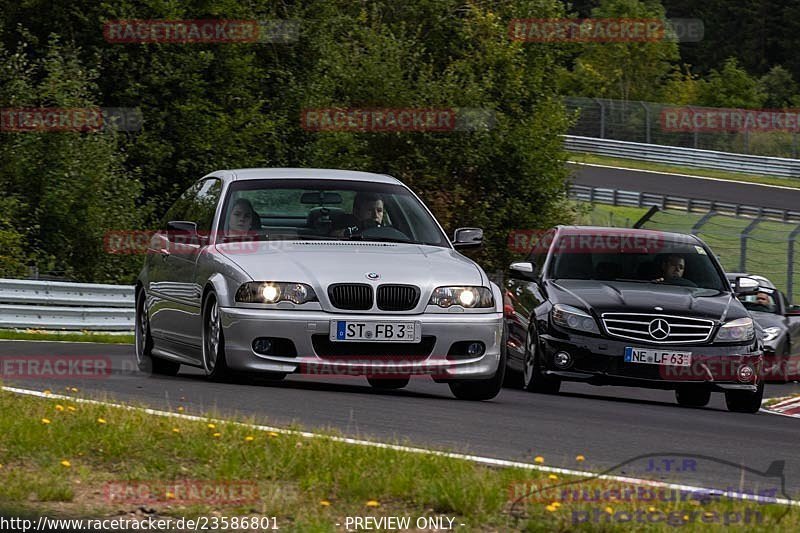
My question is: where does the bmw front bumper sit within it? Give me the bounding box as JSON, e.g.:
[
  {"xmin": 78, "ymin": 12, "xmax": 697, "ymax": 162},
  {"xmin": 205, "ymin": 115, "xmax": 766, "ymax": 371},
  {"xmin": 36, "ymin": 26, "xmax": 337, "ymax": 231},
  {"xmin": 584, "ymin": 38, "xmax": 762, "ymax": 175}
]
[{"xmin": 219, "ymin": 307, "xmax": 504, "ymax": 379}]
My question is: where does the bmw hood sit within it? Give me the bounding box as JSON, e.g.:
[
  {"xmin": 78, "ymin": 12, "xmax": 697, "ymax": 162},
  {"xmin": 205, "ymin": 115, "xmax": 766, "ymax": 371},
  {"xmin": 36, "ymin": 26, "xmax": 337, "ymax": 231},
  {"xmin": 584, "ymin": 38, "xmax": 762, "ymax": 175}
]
[
  {"xmin": 548, "ymin": 280, "xmax": 747, "ymax": 322},
  {"xmin": 215, "ymin": 241, "xmax": 485, "ymax": 288}
]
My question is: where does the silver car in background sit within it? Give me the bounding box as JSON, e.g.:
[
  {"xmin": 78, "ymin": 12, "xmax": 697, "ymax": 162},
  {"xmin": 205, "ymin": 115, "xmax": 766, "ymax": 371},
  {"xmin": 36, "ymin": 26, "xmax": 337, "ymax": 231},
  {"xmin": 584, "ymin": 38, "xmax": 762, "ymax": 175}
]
[{"xmin": 135, "ymin": 169, "xmax": 505, "ymax": 400}]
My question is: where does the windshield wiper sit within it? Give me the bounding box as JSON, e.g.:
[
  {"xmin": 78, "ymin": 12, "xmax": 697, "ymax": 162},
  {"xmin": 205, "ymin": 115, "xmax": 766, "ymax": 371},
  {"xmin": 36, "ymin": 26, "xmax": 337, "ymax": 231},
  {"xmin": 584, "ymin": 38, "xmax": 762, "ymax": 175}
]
[
  {"xmin": 344, "ymin": 235, "xmax": 416, "ymax": 244},
  {"xmin": 218, "ymin": 234, "xmax": 268, "ymax": 244}
]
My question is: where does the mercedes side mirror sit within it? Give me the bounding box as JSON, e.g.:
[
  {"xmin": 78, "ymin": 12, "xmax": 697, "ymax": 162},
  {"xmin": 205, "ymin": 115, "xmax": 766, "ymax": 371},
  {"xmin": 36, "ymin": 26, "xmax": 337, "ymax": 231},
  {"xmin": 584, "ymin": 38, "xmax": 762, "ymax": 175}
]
[
  {"xmin": 509, "ymin": 261, "xmax": 538, "ymax": 282},
  {"xmin": 733, "ymin": 276, "xmax": 759, "ymax": 296}
]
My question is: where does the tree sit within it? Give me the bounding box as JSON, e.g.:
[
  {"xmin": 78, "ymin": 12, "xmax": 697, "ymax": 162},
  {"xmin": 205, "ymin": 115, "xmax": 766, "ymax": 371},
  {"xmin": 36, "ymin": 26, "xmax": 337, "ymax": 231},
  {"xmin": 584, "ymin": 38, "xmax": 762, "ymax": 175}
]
[
  {"xmin": 698, "ymin": 57, "xmax": 766, "ymax": 109},
  {"xmin": 0, "ymin": 0, "xmax": 579, "ymax": 276},
  {"xmin": 0, "ymin": 35, "xmax": 146, "ymax": 282},
  {"xmin": 759, "ymin": 66, "xmax": 798, "ymax": 108},
  {"xmin": 560, "ymin": 0, "xmax": 680, "ymax": 101}
]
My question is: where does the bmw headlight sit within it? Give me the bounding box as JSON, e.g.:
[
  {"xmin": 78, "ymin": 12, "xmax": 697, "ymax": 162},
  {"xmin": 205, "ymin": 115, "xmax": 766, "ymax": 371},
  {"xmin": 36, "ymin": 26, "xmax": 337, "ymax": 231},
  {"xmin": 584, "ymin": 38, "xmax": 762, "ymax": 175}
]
[
  {"xmin": 551, "ymin": 304, "xmax": 599, "ymax": 334},
  {"xmin": 714, "ymin": 317, "xmax": 755, "ymax": 342},
  {"xmin": 429, "ymin": 286, "xmax": 494, "ymax": 308},
  {"xmin": 235, "ymin": 282, "xmax": 318, "ymax": 305},
  {"xmin": 762, "ymin": 326, "xmax": 781, "ymax": 343}
]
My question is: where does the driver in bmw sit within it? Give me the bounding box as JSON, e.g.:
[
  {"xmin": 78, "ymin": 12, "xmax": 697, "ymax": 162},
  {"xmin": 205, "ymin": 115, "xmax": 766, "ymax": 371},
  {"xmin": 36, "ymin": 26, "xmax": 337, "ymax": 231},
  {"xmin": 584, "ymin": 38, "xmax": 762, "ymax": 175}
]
[
  {"xmin": 353, "ymin": 192, "xmax": 385, "ymax": 229},
  {"xmin": 331, "ymin": 192, "xmax": 385, "ymax": 236}
]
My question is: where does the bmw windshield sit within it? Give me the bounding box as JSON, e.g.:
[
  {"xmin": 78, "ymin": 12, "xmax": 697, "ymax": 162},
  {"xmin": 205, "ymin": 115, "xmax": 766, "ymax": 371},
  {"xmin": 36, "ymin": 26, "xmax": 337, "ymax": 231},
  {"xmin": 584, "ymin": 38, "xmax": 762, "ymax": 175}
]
[{"xmin": 219, "ymin": 179, "xmax": 450, "ymax": 248}]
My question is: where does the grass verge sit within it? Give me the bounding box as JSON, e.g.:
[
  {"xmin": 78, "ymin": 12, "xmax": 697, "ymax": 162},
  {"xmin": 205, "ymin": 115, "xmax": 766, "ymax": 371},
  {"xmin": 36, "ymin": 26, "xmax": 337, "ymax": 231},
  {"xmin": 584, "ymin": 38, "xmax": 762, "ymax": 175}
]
[
  {"xmin": 0, "ymin": 388, "xmax": 796, "ymax": 531},
  {"xmin": 568, "ymin": 152, "xmax": 800, "ymax": 190},
  {"xmin": 0, "ymin": 330, "xmax": 133, "ymax": 344}
]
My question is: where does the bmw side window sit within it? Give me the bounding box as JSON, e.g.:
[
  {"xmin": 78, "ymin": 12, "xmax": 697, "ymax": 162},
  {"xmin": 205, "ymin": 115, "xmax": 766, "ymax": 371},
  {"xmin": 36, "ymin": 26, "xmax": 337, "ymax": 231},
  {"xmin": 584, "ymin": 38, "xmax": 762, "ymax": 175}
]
[
  {"xmin": 190, "ymin": 179, "xmax": 222, "ymax": 231},
  {"xmin": 162, "ymin": 181, "xmax": 203, "ymax": 228}
]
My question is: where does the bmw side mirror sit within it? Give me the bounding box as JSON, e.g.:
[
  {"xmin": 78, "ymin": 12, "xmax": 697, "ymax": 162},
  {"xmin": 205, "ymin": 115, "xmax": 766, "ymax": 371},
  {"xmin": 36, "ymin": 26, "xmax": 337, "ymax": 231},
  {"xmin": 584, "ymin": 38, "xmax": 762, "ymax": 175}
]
[
  {"xmin": 509, "ymin": 261, "xmax": 538, "ymax": 282},
  {"xmin": 453, "ymin": 227, "xmax": 483, "ymax": 249},
  {"xmin": 167, "ymin": 220, "xmax": 201, "ymax": 246},
  {"xmin": 734, "ymin": 276, "xmax": 759, "ymax": 296}
]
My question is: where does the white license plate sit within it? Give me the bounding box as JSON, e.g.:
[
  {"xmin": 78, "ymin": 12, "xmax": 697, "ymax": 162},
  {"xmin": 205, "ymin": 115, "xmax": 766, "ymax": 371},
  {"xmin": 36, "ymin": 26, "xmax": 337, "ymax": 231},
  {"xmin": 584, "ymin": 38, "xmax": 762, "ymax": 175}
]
[
  {"xmin": 330, "ymin": 321, "xmax": 421, "ymax": 343},
  {"xmin": 624, "ymin": 347, "xmax": 692, "ymax": 366}
]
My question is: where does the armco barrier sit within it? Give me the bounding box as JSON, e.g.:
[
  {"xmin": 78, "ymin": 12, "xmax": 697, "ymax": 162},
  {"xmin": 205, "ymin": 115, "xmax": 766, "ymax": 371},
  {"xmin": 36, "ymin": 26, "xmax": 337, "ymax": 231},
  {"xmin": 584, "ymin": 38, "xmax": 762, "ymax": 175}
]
[
  {"xmin": 0, "ymin": 279, "xmax": 134, "ymax": 331},
  {"xmin": 565, "ymin": 135, "xmax": 800, "ymax": 178}
]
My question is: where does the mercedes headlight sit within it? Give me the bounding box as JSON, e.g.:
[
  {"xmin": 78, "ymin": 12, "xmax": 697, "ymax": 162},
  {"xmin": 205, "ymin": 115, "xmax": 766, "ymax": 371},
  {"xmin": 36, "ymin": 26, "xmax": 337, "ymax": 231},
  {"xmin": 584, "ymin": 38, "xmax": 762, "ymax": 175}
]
[
  {"xmin": 762, "ymin": 326, "xmax": 781, "ymax": 343},
  {"xmin": 714, "ymin": 317, "xmax": 755, "ymax": 342},
  {"xmin": 551, "ymin": 304, "xmax": 599, "ymax": 334},
  {"xmin": 235, "ymin": 282, "xmax": 318, "ymax": 305},
  {"xmin": 429, "ymin": 286, "xmax": 494, "ymax": 308}
]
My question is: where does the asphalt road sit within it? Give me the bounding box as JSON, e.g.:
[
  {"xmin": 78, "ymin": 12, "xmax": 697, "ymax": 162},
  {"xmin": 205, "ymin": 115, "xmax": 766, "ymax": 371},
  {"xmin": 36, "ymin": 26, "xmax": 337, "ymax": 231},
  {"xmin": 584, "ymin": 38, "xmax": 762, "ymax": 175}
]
[
  {"xmin": 2, "ymin": 340, "xmax": 799, "ymax": 500},
  {"xmin": 568, "ymin": 162, "xmax": 800, "ymax": 212}
]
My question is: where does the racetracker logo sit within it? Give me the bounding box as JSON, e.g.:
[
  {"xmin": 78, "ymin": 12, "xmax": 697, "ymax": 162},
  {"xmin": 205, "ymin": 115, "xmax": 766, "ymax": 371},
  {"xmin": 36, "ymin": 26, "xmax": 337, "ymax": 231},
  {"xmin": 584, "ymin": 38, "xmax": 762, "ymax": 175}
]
[
  {"xmin": 507, "ymin": 230, "xmax": 667, "ymax": 254},
  {"xmin": 508, "ymin": 452, "xmax": 790, "ymax": 524},
  {"xmin": 0, "ymin": 356, "xmax": 112, "ymax": 379},
  {"xmin": 297, "ymin": 356, "xmax": 453, "ymax": 379},
  {"xmin": 657, "ymin": 354, "xmax": 762, "ymax": 382},
  {"xmin": 103, "ymin": 230, "xmax": 294, "ymax": 255},
  {"xmin": 103, "ymin": 19, "xmax": 299, "ymax": 44},
  {"xmin": 301, "ymin": 108, "xmax": 495, "ymax": 132},
  {"xmin": 508, "ymin": 18, "xmax": 703, "ymax": 43},
  {"xmin": 661, "ymin": 106, "xmax": 800, "ymax": 133},
  {"xmin": 104, "ymin": 480, "xmax": 259, "ymax": 505},
  {"xmin": 0, "ymin": 108, "xmax": 143, "ymax": 133},
  {"xmin": 302, "ymin": 108, "xmax": 455, "ymax": 132}
]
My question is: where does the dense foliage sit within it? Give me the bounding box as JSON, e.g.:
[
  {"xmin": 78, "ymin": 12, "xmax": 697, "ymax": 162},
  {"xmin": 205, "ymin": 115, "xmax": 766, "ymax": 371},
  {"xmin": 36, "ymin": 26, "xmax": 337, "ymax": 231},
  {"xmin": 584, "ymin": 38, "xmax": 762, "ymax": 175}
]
[
  {"xmin": 0, "ymin": 0, "xmax": 795, "ymax": 282},
  {"xmin": 0, "ymin": 0, "xmax": 578, "ymax": 282}
]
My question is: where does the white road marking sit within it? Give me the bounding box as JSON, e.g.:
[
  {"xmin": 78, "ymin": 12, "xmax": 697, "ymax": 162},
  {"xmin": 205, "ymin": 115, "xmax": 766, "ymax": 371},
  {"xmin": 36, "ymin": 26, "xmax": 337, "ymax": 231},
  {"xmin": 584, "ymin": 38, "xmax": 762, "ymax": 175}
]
[{"xmin": 3, "ymin": 384, "xmax": 797, "ymax": 508}]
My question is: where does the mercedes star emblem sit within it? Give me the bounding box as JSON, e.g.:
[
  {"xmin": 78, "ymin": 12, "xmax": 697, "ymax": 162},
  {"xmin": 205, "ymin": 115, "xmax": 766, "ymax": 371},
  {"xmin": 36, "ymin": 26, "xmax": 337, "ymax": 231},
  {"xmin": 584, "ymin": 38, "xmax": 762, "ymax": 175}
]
[{"xmin": 648, "ymin": 318, "xmax": 670, "ymax": 340}]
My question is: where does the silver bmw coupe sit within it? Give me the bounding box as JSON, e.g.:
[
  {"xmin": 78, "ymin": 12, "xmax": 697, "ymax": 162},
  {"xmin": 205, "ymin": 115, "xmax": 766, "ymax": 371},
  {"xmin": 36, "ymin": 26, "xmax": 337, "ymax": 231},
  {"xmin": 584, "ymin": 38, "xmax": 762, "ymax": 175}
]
[{"xmin": 135, "ymin": 169, "xmax": 505, "ymax": 400}]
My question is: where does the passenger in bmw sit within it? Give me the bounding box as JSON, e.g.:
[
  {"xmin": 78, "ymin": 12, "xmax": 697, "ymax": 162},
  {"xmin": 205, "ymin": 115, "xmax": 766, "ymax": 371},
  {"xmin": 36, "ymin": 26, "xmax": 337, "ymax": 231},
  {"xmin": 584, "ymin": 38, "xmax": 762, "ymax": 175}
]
[
  {"xmin": 227, "ymin": 198, "xmax": 261, "ymax": 234},
  {"xmin": 653, "ymin": 254, "xmax": 696, "ymax": 287}
]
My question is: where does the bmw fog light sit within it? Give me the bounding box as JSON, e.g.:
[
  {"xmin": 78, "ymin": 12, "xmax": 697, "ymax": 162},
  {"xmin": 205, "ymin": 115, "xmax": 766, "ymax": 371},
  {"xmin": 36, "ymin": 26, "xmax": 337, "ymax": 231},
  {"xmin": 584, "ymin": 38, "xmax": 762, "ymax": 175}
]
[
  {"xmin": 466, "ymin": 342, "xmax": 484, "ymax": 356},
  {"xmin": 253, "ymin": 338, "xmax": 274, "ymax": 355}
]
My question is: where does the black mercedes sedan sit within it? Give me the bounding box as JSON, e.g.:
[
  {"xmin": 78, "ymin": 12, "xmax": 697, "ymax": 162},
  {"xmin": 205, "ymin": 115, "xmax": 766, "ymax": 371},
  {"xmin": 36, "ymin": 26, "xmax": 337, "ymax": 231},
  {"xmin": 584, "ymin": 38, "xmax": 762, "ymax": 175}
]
[
  {"xmin": 726, "ymin": 273, "xmax": 800, "ymax": 382},
  {"xmin": 503, "ymin": 226, "xmax": 765, "ymax": 413}
]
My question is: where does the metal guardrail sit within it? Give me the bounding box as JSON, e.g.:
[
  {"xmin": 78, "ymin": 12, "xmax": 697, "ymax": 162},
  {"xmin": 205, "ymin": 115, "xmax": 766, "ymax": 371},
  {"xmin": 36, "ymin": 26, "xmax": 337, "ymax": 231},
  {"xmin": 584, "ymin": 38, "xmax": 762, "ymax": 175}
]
[
  {"xmin": 569, "ymin": 184, "xmax": 800, "ymax": 223},
  {"xmin": 565, "ymin": 135, "xmax": 800, "ymax": 178},
  {"xmin": 0, "ymin": 279, "xmax": 134, "ymax": 331}
]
